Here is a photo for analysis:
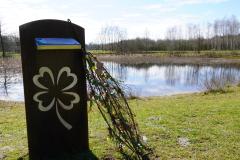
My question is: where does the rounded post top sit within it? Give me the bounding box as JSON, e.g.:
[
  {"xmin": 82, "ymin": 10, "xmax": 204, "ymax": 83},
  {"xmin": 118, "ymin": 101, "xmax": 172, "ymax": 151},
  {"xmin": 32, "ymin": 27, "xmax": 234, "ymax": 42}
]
[
  {"xmin": 20, "ymin": 19, "xmax": 84, "ymax": 31},
  {"xmin": 19, "ymin": 19, "xmax": 86, "ymax": 53}
]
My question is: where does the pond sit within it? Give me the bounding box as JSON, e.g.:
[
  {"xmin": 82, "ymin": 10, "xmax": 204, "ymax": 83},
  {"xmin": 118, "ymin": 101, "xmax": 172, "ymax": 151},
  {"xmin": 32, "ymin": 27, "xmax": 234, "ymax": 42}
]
[
  {"xmin": 104, "ymin": 62, "xmax": 240, "ymax": 97},
  {"xmin": 1, "ymin": 59, "xmax": 240, "ymax": 101}
]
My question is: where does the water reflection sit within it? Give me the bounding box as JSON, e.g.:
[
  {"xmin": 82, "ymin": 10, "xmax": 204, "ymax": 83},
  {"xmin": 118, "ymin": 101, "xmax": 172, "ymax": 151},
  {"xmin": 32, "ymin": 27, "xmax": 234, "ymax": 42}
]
[
  {"xmin": 104, "ymin": 62, "xmax": 240, "ymax": 97},
  {"xmin": 0, "ymin": 58, "xmax": 23, "ymax": 101},
  {"xmin": 1, "ymin": 59, "xmax": 240, "ymax": 101}
]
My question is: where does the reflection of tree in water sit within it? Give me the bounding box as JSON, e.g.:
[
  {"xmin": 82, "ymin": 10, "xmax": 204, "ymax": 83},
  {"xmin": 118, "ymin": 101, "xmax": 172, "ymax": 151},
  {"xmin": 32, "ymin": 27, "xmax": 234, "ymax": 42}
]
[
  {"xmin": 0, "ymin": 58, "xmax": 22, "ymax": 96},
  {"xmin": 2, "ymin": 68, "xmax": 8, "ymax": 95},
  {"xmin": 103, "ymin": 61, "xmax": 240, "ymax": 95},
  {"xmin": 201, "ymin": 65, "xmax": 240, "ymax": 89},
  {"xmin": 164, "ymin": 65, "xmax": 180, "ymax": 86},
  {"xmin": 124, "ymin": 64, "xmax": 151, "ymax": 82},
  {"xmin": 170, "ymin": 64, "xmax": 240, "ymax": 87},
  {"xmin": 218, "ymin": 66, "xmax": 240, "ymax": 82},
  {"xmin": 104, "ymin": 62, "xmax": 152, "ymax": 82},
  {"xmin": 184, "ymin": 65, "xmax": 200, "ymax": 86},
  {"xmin": 104, "ymin": 61, "xmax": 127, "ymax": 81}
]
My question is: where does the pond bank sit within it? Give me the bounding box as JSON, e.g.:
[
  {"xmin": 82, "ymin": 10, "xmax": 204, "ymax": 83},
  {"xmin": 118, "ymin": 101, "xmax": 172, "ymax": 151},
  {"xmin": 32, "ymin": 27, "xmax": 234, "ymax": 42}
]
[
  {"xmin": 1, "ymin": 86, "xmax": 240, "ymax": 159},
  {"xmin": 97, "ymin": 54, "xmax": 240, "ymax": 66},
  {"xmin": 2, "ymin": 54, "xmax": 240, "ymax": 66}
]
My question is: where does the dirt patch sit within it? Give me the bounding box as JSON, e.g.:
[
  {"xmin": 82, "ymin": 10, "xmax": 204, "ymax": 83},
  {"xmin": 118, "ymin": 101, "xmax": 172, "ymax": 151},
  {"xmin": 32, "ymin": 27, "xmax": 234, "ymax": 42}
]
[
  {"xmin": 0, "ymin": 154, "xmax": 6, "ymax": 160},
  {"xmin": 177, "ymin": 137, "xmax": 190, "ymax": 147}
]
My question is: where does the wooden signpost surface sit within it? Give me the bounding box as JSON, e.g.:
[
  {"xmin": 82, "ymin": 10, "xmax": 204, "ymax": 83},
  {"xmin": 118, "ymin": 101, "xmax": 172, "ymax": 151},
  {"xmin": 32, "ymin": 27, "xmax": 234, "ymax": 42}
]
[{"xmin": 19, "ymin": 19, "xmax": 88, "ymax": 159}]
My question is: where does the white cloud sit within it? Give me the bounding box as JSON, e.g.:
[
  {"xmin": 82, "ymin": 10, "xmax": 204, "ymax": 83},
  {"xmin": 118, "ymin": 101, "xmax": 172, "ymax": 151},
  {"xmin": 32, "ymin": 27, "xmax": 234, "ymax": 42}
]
[
  {"xmin": 142, "ymin": 2, "xmax": 179, "ymax": 12},
  {"xmin": 143, "ymin": 0, "xmax": 228, "ymax": 11},
  {"xmin": 122, "ymin": 13, "xmax": 142, "ymax": 18},
  {"xmin": 0, "ymin": 0, "xmax": 234, "ymax": 43},
  {"xmin": 167, "ymin": 0, "xmax": 228, "ymax": 5},
  {"xmin": 144, "ymin": 4, "xmax": 164, "ymax": 9}
]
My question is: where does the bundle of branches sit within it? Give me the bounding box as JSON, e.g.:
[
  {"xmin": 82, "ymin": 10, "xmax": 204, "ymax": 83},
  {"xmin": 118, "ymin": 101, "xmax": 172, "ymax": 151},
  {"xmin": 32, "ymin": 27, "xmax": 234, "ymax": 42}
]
[{"xmin": 85, "ymin": 52, "xmax": 152, "ymax": 159}]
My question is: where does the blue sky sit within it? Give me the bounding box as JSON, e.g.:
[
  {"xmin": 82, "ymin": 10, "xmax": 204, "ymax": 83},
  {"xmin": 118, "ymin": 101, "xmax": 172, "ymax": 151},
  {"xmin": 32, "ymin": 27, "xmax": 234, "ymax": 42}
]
[{"xmin": 0, "ymin": 0, "xmax": 239, "ymax": 43}]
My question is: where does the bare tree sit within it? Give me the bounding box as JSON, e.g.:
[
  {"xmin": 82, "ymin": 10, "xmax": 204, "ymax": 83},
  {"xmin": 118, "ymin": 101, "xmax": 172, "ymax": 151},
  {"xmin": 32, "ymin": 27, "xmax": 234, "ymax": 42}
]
[
  {"xmin": 92, "ymin": 15, "xmax": 240, "ymax": 53},
  {"xmin": 194, "ymin": 24, "xmax": 202, "ymax": 53},
  {"xmin": 143, "ymin": 28, "xmax": 150, "ymax": 53},
  {"xmin": 0, "ymin": 21, "xmax": 5, "ymax": 57},
  {"xmin": 228, "ymin": 15, "xmax": 240, "ymax": 50},
  {"xmin": 97, "ymin": 25, "xmax": 127, "ymax": 53},
  {"xmin": 206, "ymin": 23, "xmax": 213, "ymax": 50},
  {"xmin": 165, "ymin": 26, "xmax": 177, "ymax": 52}
]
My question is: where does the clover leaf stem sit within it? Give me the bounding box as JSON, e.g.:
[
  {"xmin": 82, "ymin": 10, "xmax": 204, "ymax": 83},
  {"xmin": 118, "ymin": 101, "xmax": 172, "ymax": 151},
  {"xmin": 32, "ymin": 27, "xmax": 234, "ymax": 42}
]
[{"xmin": 56, "ymin": 102, "xmax": 72, "ymax": 130}]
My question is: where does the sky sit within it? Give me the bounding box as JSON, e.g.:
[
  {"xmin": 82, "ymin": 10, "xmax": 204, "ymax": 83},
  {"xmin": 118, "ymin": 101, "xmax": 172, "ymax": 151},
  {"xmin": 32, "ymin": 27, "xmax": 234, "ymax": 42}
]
[{"xmin": 0, "ymin": 0, "xmax": 239, "ymax": 43}]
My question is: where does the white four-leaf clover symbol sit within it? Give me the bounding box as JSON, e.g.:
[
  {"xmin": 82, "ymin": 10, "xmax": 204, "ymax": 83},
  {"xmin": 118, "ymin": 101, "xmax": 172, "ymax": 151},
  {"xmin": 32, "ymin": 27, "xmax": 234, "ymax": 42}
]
[{"xmin": 33, "ymin": 66, "xmax": 80, "ymax": 130}]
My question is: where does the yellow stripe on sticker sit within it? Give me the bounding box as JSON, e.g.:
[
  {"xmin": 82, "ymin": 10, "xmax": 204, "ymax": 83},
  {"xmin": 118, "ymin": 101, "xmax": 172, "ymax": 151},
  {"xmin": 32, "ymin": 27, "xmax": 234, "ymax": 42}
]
[{"xmin": 37, "ymin": 45, "xmax": 81, "ymax": 50}]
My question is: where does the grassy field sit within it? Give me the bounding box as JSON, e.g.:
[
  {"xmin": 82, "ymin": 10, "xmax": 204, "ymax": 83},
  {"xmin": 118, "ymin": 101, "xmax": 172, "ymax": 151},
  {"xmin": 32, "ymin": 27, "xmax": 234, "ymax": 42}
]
[
  {"xmin": 87, "ymin": 50, "xmax": 113, "ymax": 55},
  {"xmin": 1, "ymin": 87, "xmax": 240, "ymax": 159},
  {"xmin": 2, "ymin": 50, "xmax": 240, "ymax": 59},
  {"xmin": 0, "ymin": 52, "xmax": 20, "ymax": 58},
  {"xmin": 1, "ymin": 50, "xmax": 240, "ymax": 58},
  {"xmin": 89, "ymin": 50, "xmax": 240, "ymax": 58},
  {"xmin": 147, "ymin": 50, "xmax": 240, "ymax": 58}
]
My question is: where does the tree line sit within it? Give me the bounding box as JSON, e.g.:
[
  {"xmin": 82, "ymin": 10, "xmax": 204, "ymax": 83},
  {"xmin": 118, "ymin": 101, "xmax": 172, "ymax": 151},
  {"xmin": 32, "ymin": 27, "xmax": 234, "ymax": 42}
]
[
  {"xmin": 88, "ymin": 15, "xmax": 240, "ymax": 53},
  {"xmin": 1, "ymin": 16, "xmax": 240, "ymax": 57},
  {"xmin": 0, "ymin": 21, "xmax": 20, "ymax": 57}
]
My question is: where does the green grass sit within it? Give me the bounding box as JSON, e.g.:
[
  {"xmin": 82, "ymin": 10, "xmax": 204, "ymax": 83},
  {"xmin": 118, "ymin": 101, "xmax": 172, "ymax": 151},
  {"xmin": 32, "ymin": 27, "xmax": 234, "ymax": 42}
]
[
  {"xmin": 150, "ymin": 50, "xmax": 240, "ymax": 59},
  {"xmin": 1, "ymin": 87, "xmax": 240, "ymax": 159},
  {"xmin": 0, "ymin": 52, "xmax": 20, "ymax": 58},
  {"xmin": 89, "ymin": 49, "xmax": 240, "ymax": 59},
  {"xmin": 2, "ymin": 50, "xmax": 240, "ymax": 59},
  {"xmin": 87, "ymin": 50, "xmax": 113, "ymax": 54}
]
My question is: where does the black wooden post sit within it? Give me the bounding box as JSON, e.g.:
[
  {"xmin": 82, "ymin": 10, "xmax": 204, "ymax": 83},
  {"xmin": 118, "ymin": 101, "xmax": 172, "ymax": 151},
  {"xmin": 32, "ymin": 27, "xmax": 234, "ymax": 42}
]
[{"xmin": 19, "ymin": 19, "xmax": 89, "ymax": 159}]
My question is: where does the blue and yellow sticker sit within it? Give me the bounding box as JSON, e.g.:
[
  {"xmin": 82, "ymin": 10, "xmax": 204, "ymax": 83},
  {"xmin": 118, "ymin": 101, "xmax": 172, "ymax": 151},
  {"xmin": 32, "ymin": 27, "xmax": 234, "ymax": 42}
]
[{"xmin": 35, "ymin": 38, "xmax": 81, "ymax": 50}]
